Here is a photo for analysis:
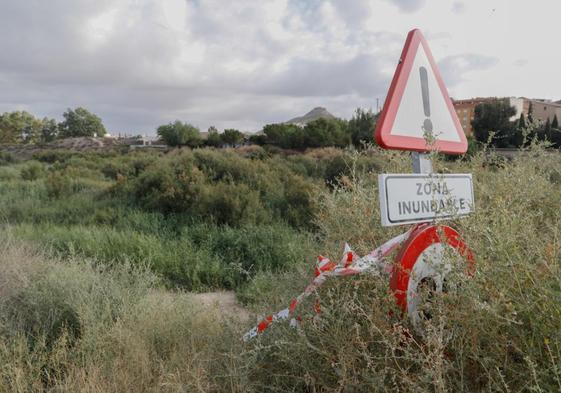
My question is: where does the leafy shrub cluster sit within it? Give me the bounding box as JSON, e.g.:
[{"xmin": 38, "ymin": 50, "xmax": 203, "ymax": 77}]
[
  {"xmin": 114, "ymin": 149, "xmax": 323, "ymax": 228},
  {"xmin": 0, "ymin": 151, "xmax": 15, "ymax": 166},
  {"xmin": 252, "ymin": 108, "xmax": 378, "ymax": 149},
  {"xmin": 0, "ymin": 148, "xmax": 348, "ymax": 291},
  {"xmin": 20, "ymin": 161, "xmax": 45, "ymax": 181}
]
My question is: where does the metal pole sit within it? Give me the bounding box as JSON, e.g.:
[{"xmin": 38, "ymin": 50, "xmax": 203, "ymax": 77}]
[{"xmin": 412, "ymin": 152, "xmax": 433, "ymax": 174}]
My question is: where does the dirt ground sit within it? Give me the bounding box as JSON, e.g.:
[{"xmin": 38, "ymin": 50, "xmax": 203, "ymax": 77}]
[{"xmin": 190, "ymin": 291, "xmax": 250, "ymax": 322}]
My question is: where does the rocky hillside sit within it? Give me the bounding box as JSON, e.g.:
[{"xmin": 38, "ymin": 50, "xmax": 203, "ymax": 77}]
[{"xmin": 286, "ymin": 107, "xmax": 335, "ymax": 126}]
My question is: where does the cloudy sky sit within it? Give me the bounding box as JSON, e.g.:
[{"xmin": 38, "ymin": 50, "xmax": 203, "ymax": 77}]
[{"xmin": 0, "ymin": 0, "xmax": 559, "ymax": 134}]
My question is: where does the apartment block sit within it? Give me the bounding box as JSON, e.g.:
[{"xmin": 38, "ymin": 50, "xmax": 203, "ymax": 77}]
[
  {"xmin": 452, "ymin": 97, "xmax": 521, "ymax": 136},
  {"xmin": 529, "ymin": 99, "xmax": 561, "ymax": 124}
]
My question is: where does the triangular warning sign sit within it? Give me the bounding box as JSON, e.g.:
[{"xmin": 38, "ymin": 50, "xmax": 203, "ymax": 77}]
[{"xmin": 375, "ymin": 29, "xmax": 467, "ymax": 154}]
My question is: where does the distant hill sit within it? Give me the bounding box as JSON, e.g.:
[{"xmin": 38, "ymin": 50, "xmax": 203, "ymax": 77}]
[{"xmin": 286, "ymin": 107, "xmax": 335, "ymax": 126}]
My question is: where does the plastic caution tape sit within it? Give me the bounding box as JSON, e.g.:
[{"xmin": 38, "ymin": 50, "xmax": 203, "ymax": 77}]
[{"xmin": 243, "ymin": 228, "xmax": 414, "ymax": 341}]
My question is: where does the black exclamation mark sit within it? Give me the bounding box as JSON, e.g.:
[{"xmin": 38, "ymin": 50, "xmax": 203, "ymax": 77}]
[{"xmin": 419, "ymin": 66, "xmax": 433, "ymax": 133}]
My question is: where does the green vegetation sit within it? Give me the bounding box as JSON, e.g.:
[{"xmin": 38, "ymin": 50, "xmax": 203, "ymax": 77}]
[
  {"xmin": 0, "ymin": 143, "xmax": 560, "ymax": 391},
  {"xmin": 472, "ymin": 99, "xmax": 518, "ymax": 147},
  {"xmin": 0, "ymin": 107, "xmax": 107, "ymax": 144},
  {"xmin": 157, "ymin": 120, "xmax": 202, "ymax": 147},
  {"xmin": 220, "ymin": 129, "xmax": 245, "ymax": 146},
  {"xmin": 0, "ymin": 111, "xmax": 57, "ymax": 144},
  {"xmin": 0, "ymin": 147, "xmax": 376, "ymax": 291},
  {"xmin": 472, "ymin": 99, "xmax": 561, "ymax": 148},
  {"xmin": 256, "ymin": 112, "xmax": 374, "ymax": 149},
  {"xmin": 59, "ymin": 107, "xmax": 106, "ymax": 138}
]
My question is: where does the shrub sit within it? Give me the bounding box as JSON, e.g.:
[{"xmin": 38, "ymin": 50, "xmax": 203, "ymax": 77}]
[
  {"xmin": 199, "ymin": 181, "xmax": 270, "ymax": 226},
  {"xmin": 184, "ymin": 223, "xmax": 314, "ymax": 288},
  {"xmin": 0, "ymin": 166, "xmax": 19, "ymax": 181},
  {"xmin": 32, "ymin": 149, "xmax": 77, "ymax": 164},
  {"xmin": 20, "ymin": 161, "xmax": 45, "ymax": 181},
  {"xmin": 0, "ymin": 151, "xmax": 15, "ymax": 165},
  {"xmin": 114, "ymin": 149, "xmax": 320, "ymax": 228},
  {"xmin": 45, "ymin": 171, "xmax": 73, "ymax": 199},
  {"xmin": 128, "ymin": 161, "xmax": 206, "ymax": 214}
]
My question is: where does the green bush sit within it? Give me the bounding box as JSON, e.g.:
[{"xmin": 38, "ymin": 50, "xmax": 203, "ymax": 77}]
[
  {"xmin": 199, "ymin": 181, "xmax": 270, "ymax": 226},
  {"xmin": 20, "ymin": 161, "xmax": 45, "ymax": 181},
  {"xmin": 45, "ymin": 171, "xmax": 73, "ymax": 199},
  {"xmin": 0, "ymin": 166, "xmax": 19, "ymax": 181},
  {"xmin": 128, "ymin": 160, "xmax": 206, "ymax": 214},
  {"xmin": 0, "ymin": 151, "xmax": 15, "ymax": 165},
  {"xmin": 32, "ymin": 149, "xmax": 77, "ymax": 164},
  {"xmin": 114, "ymin": 149, "xmax": 320, "ymax": 228}
]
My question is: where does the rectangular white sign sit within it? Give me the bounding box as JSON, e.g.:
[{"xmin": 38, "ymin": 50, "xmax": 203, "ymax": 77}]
[{"xmin": 378, "ymin": 173, "xmax": 474, "ymax": 227}]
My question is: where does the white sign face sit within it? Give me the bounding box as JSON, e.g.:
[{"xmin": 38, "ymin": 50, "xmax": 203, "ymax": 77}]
[
  {"xmin": 378, "ymin": 174, "xmax": 474, "ymax": 227},
  {"xmin": 374, "ymin": 29, "xmax": 467, "ymax": 154},
  {"xmin": 390, "ymin": 45, "xmax": 461, "ymax": 142}
]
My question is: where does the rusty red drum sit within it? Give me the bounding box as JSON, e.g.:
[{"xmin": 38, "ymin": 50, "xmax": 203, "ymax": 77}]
[{"xmin": 390, "ymin": 224, "xmax": 475, "ymax": 327}]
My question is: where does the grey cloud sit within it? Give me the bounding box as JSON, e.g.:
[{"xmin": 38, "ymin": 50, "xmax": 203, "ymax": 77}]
[
  {"xmin": 426, "ymin": 31, "xmax": 453, "ymax": 41},
  {"xmin": 329, "ymin": 0, "xmax": 372, "ymax": 26},
  {"xmin": 385, "ymin": 0, "xmax": 427, "ymax": 13},
  {"xmin": 0, "ymin": 1, "xmax": 179, "ymax": 87},
  {"xmin": 451, "ymin": 2, "xmax": 466, "ymax": 14},
  {"xmin": 260, "ymin": 54, "xmax": 390, "ymax": 98},
  {"xmin": 438, "ymin": 53, "xmax": 499, "ymax": 87},
  {"xmin": 0, "ymin": 0, "xmax": 411, "ymax": 134}
]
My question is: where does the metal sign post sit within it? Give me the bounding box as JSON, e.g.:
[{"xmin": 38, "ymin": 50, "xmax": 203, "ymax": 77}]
[
  {"xmin": 374, "ymin": 28, "xmax": 476, "ymax": 329},
  {"xmin": 412, "ymin": 152, "xmax": 433, "ymax": 174}
]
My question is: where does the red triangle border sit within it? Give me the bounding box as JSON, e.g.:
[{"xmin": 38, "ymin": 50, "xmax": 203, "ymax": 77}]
[{"xmin": 374, "ymin": 29, "xmax": 468, "ymax": 155}]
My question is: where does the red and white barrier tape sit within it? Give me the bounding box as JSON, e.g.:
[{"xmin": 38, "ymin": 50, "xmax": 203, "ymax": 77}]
[{"xmin": 243, "ymin": 228, "xmax": 414, "ymax": 341}]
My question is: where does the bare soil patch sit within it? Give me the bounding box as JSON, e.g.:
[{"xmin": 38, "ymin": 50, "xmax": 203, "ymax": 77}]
[{"xmin": 190, "ymin": 290, "xmax": 250, "ymax": 322}]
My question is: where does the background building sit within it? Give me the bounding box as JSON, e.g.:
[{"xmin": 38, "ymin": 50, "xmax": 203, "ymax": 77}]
[
  {"xmin": 529, "ymin": 99, "xmax": 561, "ymax": 124},
  {"xmin": 452, "ymin": 97, "xmax": 561, "ymax": 136},
  {"xmin": 452, "ymin": 97, "xmax": 524, "ymax": 136}
]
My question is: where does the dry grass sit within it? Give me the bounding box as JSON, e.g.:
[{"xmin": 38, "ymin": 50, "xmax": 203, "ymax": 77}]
[
  {"xmin": 244, "ymin": 145, "xmax": 561, "ymax": 392},
  {"xmin": 0, "ymin": 236, "xmax": 247, "ymax": 392}
]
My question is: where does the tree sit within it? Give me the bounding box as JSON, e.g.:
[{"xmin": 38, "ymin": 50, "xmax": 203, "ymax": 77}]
[
  {"xmin": 59, "ymin": 107, "xmax": 106, "ymax": 138},
  {"xmin": 527, "ymin": 101, "xmax": 534, "ymax": 123},
  {"xmin": 0, "ymin": 111, "xmax": 43, "ymax": 144},
  {"xmin": 552, "ymin": 114, "xmax": 559, "ymax": 130},
  {"xmin": 157, "ymin": 120, "xmax": 201, "ymax": 147},
  {"xmin": 221, "ymin": 129, "xmax": 244, "ymax": 146},
  {"xmin": 510, "ymin": 113, "xmax": 527, "ymax": 147},
  {"xmin": 551, "ymin": 115, "xmax": 561, "ymax": 148},
  {"xmin": 206, "ymin": 126, "xmax": 222, "ymax": 147},
  {"xmin": 542, "ymin": 118, "xmax": 552, "ymax": 142},
  {"xmin": 262, "ymin": 123, "xmax": 302, "ymax": 148},
  {"xmin": 471, "ymin": 100, "xmax": 517, "ymax": 147},
  {"xmin": 303, "ymin": 118, "xmax": 350, "ymax": 148},
  {"xmin": 248, "ymin": 133, "xmax": 267, "ymax": 146},
  {"xmin": 39, "ymin": 118, "xmax": 59, "ymax": 143},
  {"xmin": 517, "ymin": 113, "xmax": 526, "ymax": 129},
  {"xmin": 348, "ymin": 108, "xmax": 378, "ymax": 147}
]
